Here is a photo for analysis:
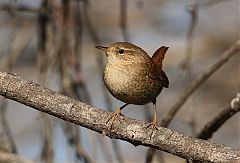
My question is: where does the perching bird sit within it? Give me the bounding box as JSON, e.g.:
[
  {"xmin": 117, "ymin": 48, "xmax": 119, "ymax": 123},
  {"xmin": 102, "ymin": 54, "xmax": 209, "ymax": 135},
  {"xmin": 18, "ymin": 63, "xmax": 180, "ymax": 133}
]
[{"xmin": 96, "ymin": 42, "xmax": 169, "ymax": 136}]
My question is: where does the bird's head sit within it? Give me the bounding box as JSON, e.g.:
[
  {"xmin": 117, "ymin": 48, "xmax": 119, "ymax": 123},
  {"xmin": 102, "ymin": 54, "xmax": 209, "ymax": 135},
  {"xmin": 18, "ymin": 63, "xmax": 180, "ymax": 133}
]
[{"xmin": 96, "ymin": 42, "xmax": 149, "ymax": 64}]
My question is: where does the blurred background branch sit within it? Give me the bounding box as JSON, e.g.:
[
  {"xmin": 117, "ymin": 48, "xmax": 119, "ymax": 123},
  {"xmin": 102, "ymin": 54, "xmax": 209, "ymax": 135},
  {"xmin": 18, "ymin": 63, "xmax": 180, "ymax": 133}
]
[
  {"xmin": 161, "ymin": 40, "xmax": 240, "ymax": 127},
  {"xmin": 0, "ymin": 151, "xmax": 34, "ymax": 163},
  {"xmin": 196, "ymin": 93, "xmax": 240, "ymax": 140}
]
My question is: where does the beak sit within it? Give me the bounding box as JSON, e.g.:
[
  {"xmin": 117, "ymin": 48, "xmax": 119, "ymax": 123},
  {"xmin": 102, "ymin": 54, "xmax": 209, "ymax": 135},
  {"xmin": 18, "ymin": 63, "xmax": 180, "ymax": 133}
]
[{"xmin": 95, "ymin": 46, "xmax": 108, "ymax": 51}]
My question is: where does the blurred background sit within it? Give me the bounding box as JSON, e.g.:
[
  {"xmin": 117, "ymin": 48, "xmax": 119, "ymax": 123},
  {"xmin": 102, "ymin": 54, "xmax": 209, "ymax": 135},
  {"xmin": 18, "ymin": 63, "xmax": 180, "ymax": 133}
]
[{"xmin": 0, "ymin": 0, "xmax": 239, "ymax": 162}]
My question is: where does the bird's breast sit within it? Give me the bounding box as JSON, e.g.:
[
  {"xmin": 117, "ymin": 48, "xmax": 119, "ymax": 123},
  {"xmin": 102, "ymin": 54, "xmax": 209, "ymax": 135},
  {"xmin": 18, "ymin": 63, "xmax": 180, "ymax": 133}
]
[{"xmin": 103, "ymin": 63, "xmax": 163, "ymax": 105}]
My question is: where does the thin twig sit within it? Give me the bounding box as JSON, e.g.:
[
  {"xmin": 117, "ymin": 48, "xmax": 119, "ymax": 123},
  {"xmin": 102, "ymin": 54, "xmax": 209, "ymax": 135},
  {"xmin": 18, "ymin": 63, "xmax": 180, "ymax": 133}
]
[
  {"xmin": 0, "ymin": 70, "xmax": 240, "ymax": 162},
  {"xmin": 180, "ymin": 1, "xmax": 199, "ymax": 80},
  {"xmin": 183, "ymin": 2, "xmax": 199, "ymax": 163},
  {"xmin": 82, "ymin": 0, "xmax": 113, "ymax": 110},
  {"xmin": 196, "ymin": 94, "xmax": 240, "ymax": 140},
  {"xmin": 197, "ymin": 0, "xmax": 235, "ymax": 8},
  {"xmin": 73, "ymin": 0, "xmax": 83, "ymax": 74},
  {"xmin": 145, "ymin": 148, "xmax": 155, "ymax": 163},
  {"xmin": 40, "ymin": 114, "xmax": 53, "ymax": 163},
  {"xmin": 73, "ymin": 125, "xmax": 91, "ymax": 163},
  {"xmin": 72, "ymin": 0, "xmax": 92, "ymax": 105},
  {"xmin": 38, "ymin": 0, "xmax": 49, "ymax": 75},
  {"xmin": 0, "ymin": 99, "xmax": 17, "ymax": 153},
  {"xmin": 0, "ymin": 21, "xmax": 33, "ymax": 70},
  {"xmin": 0, "ymin": 4, "xmax": 39, "ymax": 13},
  {"xmin": 196, "ymin": 107, "xmax": 238, "ymax": 139},
  {"xmin": 120, "ymin": 0, "xmax": 130, "ymax": 42},
  {"xmin": 61, "ymin": 122, "xmax": 91, "ymax": 163},
  {"xmin": 37, "ymin": 1, "xmax": 54, "ymax": 163},
  {"xmin": 161, "ymin": 40, "xmax": 240, "ymax": 127}
]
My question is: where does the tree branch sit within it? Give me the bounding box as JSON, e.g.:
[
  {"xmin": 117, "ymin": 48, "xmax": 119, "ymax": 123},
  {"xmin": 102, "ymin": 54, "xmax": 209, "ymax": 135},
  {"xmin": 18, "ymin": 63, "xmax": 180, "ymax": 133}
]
[{"xmin": 0, "ymin": 70, "xmax": 239, "ymax": 162}]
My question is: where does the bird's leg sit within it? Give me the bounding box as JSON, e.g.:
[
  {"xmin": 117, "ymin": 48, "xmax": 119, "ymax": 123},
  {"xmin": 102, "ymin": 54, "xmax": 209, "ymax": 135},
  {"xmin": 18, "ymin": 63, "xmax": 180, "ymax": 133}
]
[
  {"xmin": 102, "ymin": 103, "xmax": 129, "ymax": 135},
  {"xmin": 147, "ymin": 101, "xmax": 158, "ymax": 138},
  {"xmin": 105, "ymin": 107, "xmax": 122, "ymax": 124}
]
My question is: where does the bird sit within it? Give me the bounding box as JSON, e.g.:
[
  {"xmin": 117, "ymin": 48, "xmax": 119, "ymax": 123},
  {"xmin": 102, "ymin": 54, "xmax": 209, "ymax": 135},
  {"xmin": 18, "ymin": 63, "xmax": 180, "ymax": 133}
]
[{"xmin": 96, "ymin": 42, "xmax": 169, "ymax": 137}]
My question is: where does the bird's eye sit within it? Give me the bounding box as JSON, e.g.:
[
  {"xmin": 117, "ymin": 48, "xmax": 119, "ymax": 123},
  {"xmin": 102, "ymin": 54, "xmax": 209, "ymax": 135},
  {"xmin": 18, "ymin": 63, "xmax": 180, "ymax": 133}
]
[{"xmin": 118, "ymin": 49, "xmax": 124, "ymax": 54}]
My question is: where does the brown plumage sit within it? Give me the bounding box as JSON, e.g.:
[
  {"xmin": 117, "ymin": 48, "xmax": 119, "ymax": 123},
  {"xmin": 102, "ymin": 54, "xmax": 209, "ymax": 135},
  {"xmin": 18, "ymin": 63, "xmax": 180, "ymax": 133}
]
[{"xmin": 96, "ymin": 42, "xmax": 169, "ymax": 137}]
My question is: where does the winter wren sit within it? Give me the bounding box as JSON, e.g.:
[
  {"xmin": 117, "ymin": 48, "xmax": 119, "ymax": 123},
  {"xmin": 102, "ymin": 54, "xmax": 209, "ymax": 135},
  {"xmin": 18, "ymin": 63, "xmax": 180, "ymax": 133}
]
[{"xmin": 96, "ymin": 42, "xmax": 169, "ymax": 136}]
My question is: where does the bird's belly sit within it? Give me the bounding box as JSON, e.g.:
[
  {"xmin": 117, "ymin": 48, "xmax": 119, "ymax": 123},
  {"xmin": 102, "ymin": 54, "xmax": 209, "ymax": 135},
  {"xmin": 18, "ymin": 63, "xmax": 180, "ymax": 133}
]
[{"xmin": 104, "ymin": 66, "xmax": 162, "ymax": 105}]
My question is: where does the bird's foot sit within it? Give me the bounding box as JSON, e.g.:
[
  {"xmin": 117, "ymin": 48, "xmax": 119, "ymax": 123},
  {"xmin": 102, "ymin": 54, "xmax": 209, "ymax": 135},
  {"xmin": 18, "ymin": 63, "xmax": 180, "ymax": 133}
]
[
  {"xmin": 102, "ymin": 108, "xmax": 122, "ymax": 136},
  {"xmin": 146, "ymin": 119, "xmax": 158, "ymax": 139}
]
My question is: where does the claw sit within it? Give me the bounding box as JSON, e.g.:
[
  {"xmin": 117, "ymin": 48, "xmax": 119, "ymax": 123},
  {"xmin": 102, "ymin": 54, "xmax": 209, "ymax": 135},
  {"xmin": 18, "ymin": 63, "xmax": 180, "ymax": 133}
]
[
  {"xmin": 146, "ymin": 119, "xmax": 158, "ymax": 139},
  {"xmin": 102, "ymin": 108, "xmax": 122, "ymax": 136}
]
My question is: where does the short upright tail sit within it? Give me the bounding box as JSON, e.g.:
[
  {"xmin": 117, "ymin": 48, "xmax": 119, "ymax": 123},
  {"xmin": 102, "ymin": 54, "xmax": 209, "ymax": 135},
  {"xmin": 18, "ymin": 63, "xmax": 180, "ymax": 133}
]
[
  {"xmin": 151, "ymin": 46, "xmax": 169, "ymax": 69},
  {"xmin": 150, "ymin": 46, "xmax": 169, "ymax": 88}
]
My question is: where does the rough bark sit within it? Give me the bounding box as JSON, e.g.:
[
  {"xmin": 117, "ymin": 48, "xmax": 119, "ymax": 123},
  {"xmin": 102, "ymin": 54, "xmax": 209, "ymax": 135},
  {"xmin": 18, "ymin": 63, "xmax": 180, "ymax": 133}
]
[{"xmin": 0, "ymin": 70, "xmax": 239, "ymax": 163}]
